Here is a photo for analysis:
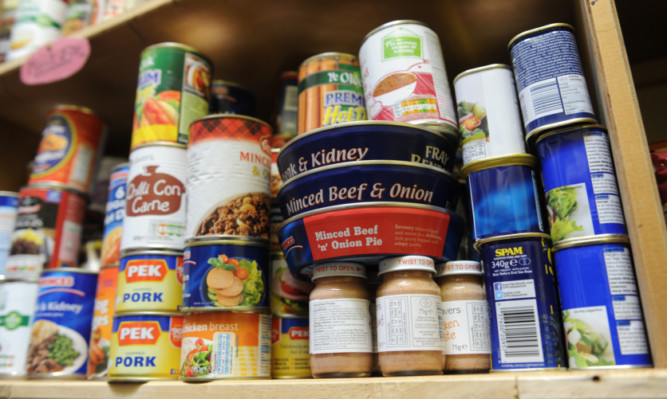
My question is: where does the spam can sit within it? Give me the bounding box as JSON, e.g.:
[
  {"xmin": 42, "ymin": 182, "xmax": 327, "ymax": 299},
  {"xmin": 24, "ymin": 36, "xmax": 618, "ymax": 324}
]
[
  {"xmin": 478, "ymin": 233, "xmax": 566, "ymax": 371},
  {"xmin": 87, "ymin": 265, "xmax": 118, "ymax": 379},
  {"xmin": 26, "ymin": 268, "xmax": 97, "ymax": 378},
  {"xmin": 100, "ymin": 163, "xmax": 128, "ymax": 266},
  {"xmin": 116, "ymin": 250, "xmax": 183, "ymax": 313},
  {"xmin": 463, "ymin": 154, "xmax": 544, "ymax": 242},
  {"xmin": 131, "ymin": 42, "xmax": 212, "ymax": 149},
  {"xmin": 509, "ymin": 23, "xmax": 597, "ymax": 142},
  {"xmin": 0, "ymin": 191, "xmax": 19, "ymax": 274},
  {"xmin": 209, "ymin": 80, "xmax": 256, "ymax": 116},
  {"xmin": 28, "ymin": 105, "xmax": 107, "ymax": 195},
  {"xmin": 271, "ymin": 316, "xmax": 311, "ymax": 379},
  {"xmin": 180, "ymin": 311, "xmax": 271, "ymax": 380},
  {"xmin": 0, "ymin": 280, "xmax": 38, "ymax": 377},
  {"xmin": 535, "ymin": 125, "xmax": 627, "ymax": 243},
  {"xmin": 183, "ymin": 237, "xmax": 270, "ymax": 311},
  {"xmin": 108, "ymin": 312, "xmax": 183, "ymax": 381},
  {"xmin": 552, "ymin": 236, "xmax": 651, "ymax": 369}
]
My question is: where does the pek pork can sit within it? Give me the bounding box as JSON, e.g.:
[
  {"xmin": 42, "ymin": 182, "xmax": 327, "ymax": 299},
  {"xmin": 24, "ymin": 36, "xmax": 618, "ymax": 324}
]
[
  {"xmin": 359, "ymin": 20, "xmax": 457, "ymax": 137},
  {"xmin": 100, "ymin": 163, "xmax": 128, "ymax": 267},
  {"xmin": 271, "ymin": 316, "xmax": 311, "ymax": 379},
  {"xmin": 209, "ymin": 80, "xmax": 256, "ymax": 116},
  {"xmin": 87, "ymin": 265, "xmax": 118, "ymax": 379},
  {"xmin": 0, "ymin": 191, "xmax": 19, "ymax": 274},
  {"xmin": 0, "ymin": 280, "xmax": 38, "ymax": 377},
  {"xmin": 187, "ymin": 115, "xmax": 272, "ymax": 240}
]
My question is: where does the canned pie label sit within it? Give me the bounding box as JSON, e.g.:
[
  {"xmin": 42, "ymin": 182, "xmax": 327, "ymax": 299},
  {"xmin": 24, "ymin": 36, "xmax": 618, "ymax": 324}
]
[{"xmin": 116, "ymin": 252, "xmax": 183, "ymax": 313}]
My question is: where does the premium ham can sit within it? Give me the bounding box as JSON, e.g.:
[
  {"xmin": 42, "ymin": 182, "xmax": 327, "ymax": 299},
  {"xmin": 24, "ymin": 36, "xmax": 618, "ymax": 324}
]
[
  {"xmin": 6, "ymin": 185, "xmax": 86, "ymax": 280},
  {"xmin": 187, "ymin": 115, "xmax": 272, "ymax": 240},
  {"xmin": 28, "ymin": 105, "xmax": 107, "ymax": 195},
  {"xmin": 87, "ymin": 265, "xmax": 118, "ymax": 379},
  {"xmin": 0, "ymin": 191, "xmax": 19, "ymax": 275},
  {"xmin": 100, "ymin": 163, "xmax": 128, "ymax": 266},
  {"xmin": 180, "ymin": 311, "xmax": 271, "ymax": 380},
  {"xmin": 359, "ymin": 20, "xmax": 457, "ymax": 137},
  {"xmin": 453, "ymin": 64, "xmax": 527, "ymax": 166},
  {"xmin": 121, "ymin": 143, "xmax": 187, "ymax": 251},
  {"xmin": 297, "ymin": 52, "xmax": 366, "ymax": 134},
  {"xmin": 0, "ymin": 280, "xmax": 38, "ymax": 378},
  {"xmin": 271, "ymin": 316, "xmax": 311, "ymax": 379},
  {"xmin": 131, "ymin": 42, "xmax": 212, "ymax": 149}
]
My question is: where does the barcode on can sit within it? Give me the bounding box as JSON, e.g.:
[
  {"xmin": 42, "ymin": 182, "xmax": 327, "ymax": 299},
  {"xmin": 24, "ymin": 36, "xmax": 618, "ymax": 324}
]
[
  {"xmin": 520, "ymin": 79, "xmax": 563, "ymax": 124},
  {"xmin": 496, "ymin": 299, "xmax": 544, "ymax": 364}
]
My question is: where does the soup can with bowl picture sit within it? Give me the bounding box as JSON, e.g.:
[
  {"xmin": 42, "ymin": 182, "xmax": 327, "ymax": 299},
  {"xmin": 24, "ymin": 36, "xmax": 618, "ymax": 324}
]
[
  {"xmin": 131, "ymin": 42, "xmax": 212, "ymax": 149},
  {"xmin": 87, "ymin": 265, "xmax": 118, "ymax": 379},
  {"xmin": 209, "ymin": 80, "xmax": 256, "ymax": 116},
  {"xmin": 0, "ymin": 280, "xmax": 38, "ymax": 378},
  {"xmin": 0, "ymin": 191, "xmax": 19, "ymax": 275},
  {"xmin": 359, "ymin": 20, "xmax": 457, "ymax": 137},
  {"xmin": 100, "ymin": 163, "xmax": 128, "ymax": 267}
]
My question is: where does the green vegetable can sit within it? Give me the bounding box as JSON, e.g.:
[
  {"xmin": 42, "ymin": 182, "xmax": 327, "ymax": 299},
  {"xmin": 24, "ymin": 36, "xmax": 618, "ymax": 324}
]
[
  {"xmin": 182, "ymin": 237, "xmax": 270, "ymax": 312},
  {"xmin": 26, "ymin": 268, "xmax": 97, "ymax": 378}
]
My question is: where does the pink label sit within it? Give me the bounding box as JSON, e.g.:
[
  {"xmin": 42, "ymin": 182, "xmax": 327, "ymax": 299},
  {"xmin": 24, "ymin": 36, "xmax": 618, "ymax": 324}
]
[{"xmin": 20, "ymin": 38, "xmax": 91, "ymax": 85}]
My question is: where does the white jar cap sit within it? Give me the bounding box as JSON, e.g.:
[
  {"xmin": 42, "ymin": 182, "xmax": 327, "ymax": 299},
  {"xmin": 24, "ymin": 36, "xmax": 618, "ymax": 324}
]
[
  {"xmin": 378, "ymin": 256, "xmax": 435, "ymax": 275},
  {"xmin": 312, "ymin": 262, "xmax": 367, "ymax": 280},
  {"xmin": 435, "ymin": 261, "xmax": 483, "ymax": 277}
]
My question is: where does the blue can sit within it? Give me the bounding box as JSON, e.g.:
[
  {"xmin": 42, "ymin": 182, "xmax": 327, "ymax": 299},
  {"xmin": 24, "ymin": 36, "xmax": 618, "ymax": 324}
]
[
  {"xmin": 182, "ymin": 237, "xmax": 270, "ymax": 311},
  {"xmin": 478, "ymin": 233, "xmax": 566, "ymax": 371},
  {"xmin": 509, "ymin": 23, "xmax": 597, "ymax": 142},
  {"xmin": 0, "ymin": 191, "xmax": 19, "ymax": 274},
  {"xmin": 552, "ymin": 236, "xmax": 651, "ymax": 369},
  {"xmin": 536, "ymin": 125, "xmax": 627, "ymax": 244},
  {"xmin": 463, "ymin": 154, "xmax": 544, "ymax": 242},
  {"xmin": 27, "ymin": 268, "xmax": 97, "ymax": 378},
  {"xmin": 101, "ymin": 163, "xmax": 128, "ymax": 267},
  {"xmin": 209, "ymin": 80, "xmax": 256, "ymax": 116}
]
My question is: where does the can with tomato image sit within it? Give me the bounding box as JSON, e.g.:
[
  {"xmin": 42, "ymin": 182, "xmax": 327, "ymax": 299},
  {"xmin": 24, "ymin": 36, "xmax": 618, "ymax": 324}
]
[
  {"xmin": 115, "ymin": 249, "xmax": 183, "ymax": 314},
  {"xmin": 297, "ymin": 52, "xmax": 367, "ymax": 134},
  {"xmin": 131, "ymin": 42, "xmax": 212, "ymax": 149},
  {"xmin": 180, "ymin": 310, "xmax": 271, "ymax": 380},
  {"xmin": 271, "ymin": 316, "xmax": 311, "ymax": 379},
  {"xmin": 100, "ymin": 163, "xmax": 128, "ymax": 267},
  {"xmin": 270, "ymin": 254, "xmax": 313, "ymax": 317},
  {"xmin": 87, "ymin": 265, "xmax": 118, "ymax": 379},
  {"xmin": 28, "ymin": 105, "xmax": 107, "ymax": 195},
  {"xmin": 107, "ymin": 312, "xmax": 183, "ymax": 381},
  {"xmin": 359, "ymin": 20, "xmax": 458, "ymax": 138},
  {"xmin": 182, "ymin": 237, "xmax": 270, "ymax": 312}
]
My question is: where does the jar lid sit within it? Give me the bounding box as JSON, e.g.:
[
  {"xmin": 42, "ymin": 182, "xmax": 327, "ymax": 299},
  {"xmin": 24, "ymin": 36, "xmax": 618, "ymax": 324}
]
[
  {"xmin": 311, "ymin": 262, "xmax": 366, "ymax": 280},
  {"xmin": 435, "ymin": 261, "xmax": 483, "ymax": 277},
  {"xmin": 378, "ymin": 256, "xmax": 435, "ymax": 275}
]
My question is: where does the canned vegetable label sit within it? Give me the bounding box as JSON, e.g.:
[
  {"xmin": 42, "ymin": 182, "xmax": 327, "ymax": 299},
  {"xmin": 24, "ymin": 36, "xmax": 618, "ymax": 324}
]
[
  {"xmin": 87, "ymin": 266, "xmax": 118, "ymax": 378},
  {"xmin": 116, "ymin": 252, "xmax": 183, "ymax": 313},
  {"xmin": 0, "ymin": 281, "xmax": 38, "ymax": 377},
  {"xmin": 271, "ymin": 317, "xmax": 310, "ymax": 378},
  {"xmin": 101, "ymin": 164, "xmax": 128, "ymax": 266}
]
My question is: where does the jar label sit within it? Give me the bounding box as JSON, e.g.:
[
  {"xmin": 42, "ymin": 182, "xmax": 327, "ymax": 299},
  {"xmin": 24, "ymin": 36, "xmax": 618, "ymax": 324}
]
[
  {"xmin": 309, "ymin": 298, "xmax": 372, "ymax": 355},
  {"xmin": 376, "ymin": 294, "xmax": 443, "ymax": 352},
  {"xmin": 442, "ymin": 299, "xmax": 490, "ymax": 355}
]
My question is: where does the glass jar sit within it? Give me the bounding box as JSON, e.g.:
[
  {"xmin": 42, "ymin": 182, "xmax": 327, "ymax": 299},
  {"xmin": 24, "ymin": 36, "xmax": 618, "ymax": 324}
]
[
  {"xmin": 309, "ymin": 262, "xmax": 372, "ymax": 378},
  {"xmin": 376, "ymin": 255, "xmax": 444, "ymax": 376},
  {"xmin": 436, "ymin": 260, "xmax": 490, "ymax": 373}
]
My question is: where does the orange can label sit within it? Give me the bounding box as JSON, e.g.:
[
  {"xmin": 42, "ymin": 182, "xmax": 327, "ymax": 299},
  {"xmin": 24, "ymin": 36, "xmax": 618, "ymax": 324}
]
[{"xmin": 87, "ymin": 265, "xmax": 118, "ymax": 378}]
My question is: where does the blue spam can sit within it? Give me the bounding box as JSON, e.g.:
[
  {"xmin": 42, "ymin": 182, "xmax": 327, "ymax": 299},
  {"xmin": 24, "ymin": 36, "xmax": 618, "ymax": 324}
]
[
  {"xmin": 182, "ymin": 237, "xmax": 270, "ymax": 311},
  {"xmin": 509, "ymin": 23, "xmax": 597, "ymax": 142},
  {"xmin": 209, "ymin": 80, "xmax": 256, "ymax": 116},
  {"xmin": 278, "ymin": 160, "xmax": 459, "ymax": 220},
  {"xmin": 536, "ymin": 125, "xmax": 627, "ymax": 244},
  {"xmin": 462, "ymin": 154, "xmax": 544, "ymax": 242},
  {"xmin": 552, "ymin": 235, "xmax": 651, "ymax": 369},
  {"xmin": 27, "ymin": 268, "xmax": 97, "ymax": 378},
  {"xmin": 0, "ymin": 191, "xmax": 19, "ymax": 274},
  {"xmin": 478, "ymin": 233, "xmax": 566, "ymax": 371}
]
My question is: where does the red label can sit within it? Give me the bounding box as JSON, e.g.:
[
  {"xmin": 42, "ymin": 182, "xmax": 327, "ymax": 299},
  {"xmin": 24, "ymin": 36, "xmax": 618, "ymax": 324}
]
[{"xmin": 87, "ymin": 265, "xmax": 119, "ymax": 379}]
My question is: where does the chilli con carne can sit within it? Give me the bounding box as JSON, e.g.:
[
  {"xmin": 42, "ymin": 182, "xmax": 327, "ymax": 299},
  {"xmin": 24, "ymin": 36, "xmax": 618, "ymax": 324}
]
[
  {"xmin": 28, "ymin": 105, "xmax": 107, "ymax": 195},
  {"xmin": 100, "ymin": 163, "xmax": 128, "ymax": 267},
  {"xmin": 0, "ymin": 191, "xmax": 19, "ymax": 274},
  {"xmin": 297, "ymin": 52, "xmax": 366, "ymax": 134},
  {"xmin": 359, "ymin": 20, "xmax": 457, "ymax": 137},
  {"xmin": 0, "ymin": 280, "xmax": 38, "ymax": 377},
  {"xmin": 187, "ymin": 115, "xmax": 272, "ymax": 240},
  {"xmin": 131, "ymin": 42, "xmax": 212, "ymax": 149},
  {"xmin": 271, "ymin": 316, "xmax": 311, "ymax": 379},
  {"xmin": 87, "ymin": 265, "xmax": 118, "ymax": 379}
]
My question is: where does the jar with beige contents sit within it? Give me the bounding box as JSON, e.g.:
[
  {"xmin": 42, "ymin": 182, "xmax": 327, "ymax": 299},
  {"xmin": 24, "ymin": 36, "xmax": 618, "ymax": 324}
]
[
  {"xmin": 436, "ymin": 260, "xmax": 490, "ymax": 373},
  {"xmin": 308, "ymin": 262, "xmax": 372, "ymax": 378},
  {"xmin": 376, "ymin": 256, "xmax": 444, "ymax": 376}
]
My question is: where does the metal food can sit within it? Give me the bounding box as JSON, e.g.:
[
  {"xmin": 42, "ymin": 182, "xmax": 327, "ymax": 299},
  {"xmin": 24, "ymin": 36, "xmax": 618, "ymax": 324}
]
[
  {"xmin": 87, "ymin": 265, "xmax": 118, "ymax": 379},
  {"xmin": 0, "ymin": 191, "xmax": 19, "ymax": 275},
  {"xmin": 269, "ymin": 205, "xmax": 282, "ymax": 254},
  {"xmin": 26, "ymin": 268, "xmax": 97, "ymax": 378},
  {"xmin": 509, "ymin": 23, "xmax": 597, "ymax": 142},
  {"xmin": 271, "ymin": 316, "xmax": 311, "ymax": 379},
  {"xmin": 115, "ymin": 249, "xmax": 183, "ymax": 313},
  {"xmin": 28, "ymin": 105, "xmax": 107, "ymax": 195},
  {"xmin": 0, "ymin": 280, "xmax": 38, "ymax": 378},
  {"xmin": 209, "ymin": 80, "xmax": 256, "ymax": 116},
  {"xmin": 131, "ymin": 42, "xmax": 212, "ymax": 149},
  {"xmin": 6, "ymin": 185, "xmax": 87, "ymax": 280},
  {"xmin": 462, "ymin": 154, "xmax": 544, "ymax": 242},
  {"xmin": 535, "ymin": 125, "xmax": 627, "ymax": 243},
  {"xmin": 477, "ymin": 233, "xmax": 566, "ymax": 371},
  {"xmin": 187, "ymin": 115, "xmax": 272, "ymax": 240},
  {"xmin": 359, "ymin": 20, "xmax": 457, "ymax": 137},
  {"xmin": 180, "ymin": 311, "xmax": 271, "ymax": 380},
  {"xmin": 121, "ymin": 143, "xmax": 187, "ymax": 252},
  {"xmin": 552, "ymin": 236, "xmax": 651, "ymax": 369},
  {"xmin": 270, "ymin": 254, "xmax": 312, "ymax": 317},
  {"xmin": 453, "ymin": 64, "xmax": 527, "ymax": 166},
  {"xmin": 182, "ymin": 237, "xmax": 270, "ymax": 312},
  {"xmin": 6, "ymin": 0, "xmax": 68, "ymax": 61},
  {"xmin": 107, "ymin": 312, "xmax": 183, "ymax": 381},
  {"xmin": 61, "ymin": 0, "xmax": 93, "ymax": 35},
  {"xmin": 270, "ymin": 148, "xmax": 282, "ymax": 199},
  {"xmin": 100, "ymin": 163, "xmax": 128, "ymax": 266},
  {"xmin": 274, "ymin": 71, "xmax": 298, "ymax": 136},
  {"xmin": 297, "ymin": 52, "xmax": 366, "ymax": 134}
]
